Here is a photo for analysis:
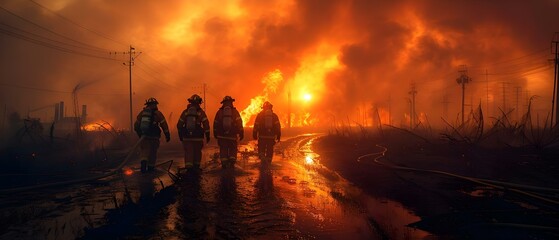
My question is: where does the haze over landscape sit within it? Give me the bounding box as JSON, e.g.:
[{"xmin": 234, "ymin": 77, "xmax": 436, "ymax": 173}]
[{"xmin": 1, "ymin": 0, "xmax": 558, "ymax": 131}]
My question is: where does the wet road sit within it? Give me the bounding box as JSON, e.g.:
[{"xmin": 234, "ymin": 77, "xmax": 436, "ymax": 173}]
[{"xmin": 0, "ymin": 134, "xmax": 428, "ymax": 239}]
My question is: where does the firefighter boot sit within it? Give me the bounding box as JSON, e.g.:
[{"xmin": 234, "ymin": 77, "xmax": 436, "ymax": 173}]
[
  {"xmin": 141, "ymin": 160, "xmax": 148, "ymax": 173},
  {"xmin": 221, "ymin": 158, "xmax": 229, "ymax": 169},
  {"xmin": 193, "ymin": 164, "xmax": 201, "ymax": 172},
  {"xmin": 229, "ymin": 157, "xmax": 237, "ymax": 169}
]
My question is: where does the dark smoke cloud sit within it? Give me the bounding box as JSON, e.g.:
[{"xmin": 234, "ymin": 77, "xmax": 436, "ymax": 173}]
[{"xmin": 1, "ymin": 0, "xmax": 558, "ymax": 131}]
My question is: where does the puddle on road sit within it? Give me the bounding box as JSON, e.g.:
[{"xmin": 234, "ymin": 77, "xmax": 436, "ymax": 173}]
[
  {"xmin": 0, "ymin": 135, "xmax": 430, "ymax": 239},
  {"xmin": 272, "ymin": 136, "xmax": 429, "ymax": 239},
  {"xmin": 155, "ymin": 135, "xmax": 429, "ymax": 239},
  {"xmin": 0, "ymin": 161, "xmax": 177, "ymax": 239}
]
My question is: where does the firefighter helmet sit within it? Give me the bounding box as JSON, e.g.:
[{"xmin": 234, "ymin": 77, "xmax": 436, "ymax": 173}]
[
  {"xmin": 262, "ymin": 101, "xmax": 273, "ymax": 109},
  {"xmin": 220, "ymin": 95, "xmax": 235, "ymax": 103},
  {"xmin": 188, "ymin": 94, "xmax": 203, "ymax": 104},
  {"xmin": 144, "ymin": 97, "xmax": 159, "ymax": 105}
]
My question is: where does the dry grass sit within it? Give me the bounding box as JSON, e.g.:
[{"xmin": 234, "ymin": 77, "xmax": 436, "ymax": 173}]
[{"xmin": 329, "ymin": 97, "xmax": 559, "ymax": 157}]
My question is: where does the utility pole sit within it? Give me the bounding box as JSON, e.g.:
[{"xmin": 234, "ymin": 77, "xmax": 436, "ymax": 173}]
[
  {"xmin": 456, "ymin": 66, "xmax": 471, "ymax": 125},
  {"xmin": 407, "ymin": 98, "xmax": 412, "ymax": 129},
  {"xmin": 408, "ymin": 83, "xmax": 417, "ymax": 127},
  {"xmin": 125, "ymin": 45, "xmax": 141, "ymax": 133},
  {"xmin": 525, "ymin": 90, "xmax": 531, "ymax": 115},
  {"xmin": 552, "ymin": 32, "xmax": 559, "ymax": 127},
  {"xmin": 129, "ymin": 46, "xmax": 134, "ymax": 133},
  {"xmin": 442, "ymin": 94, "xmax": 449, "ymax": 119}
]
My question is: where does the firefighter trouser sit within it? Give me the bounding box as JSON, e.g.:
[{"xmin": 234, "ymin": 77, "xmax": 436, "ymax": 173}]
[
  {"xmin": 140, "ymin": 137, "xmax": 160, "ymax": 168},
  {"xmin": 182, "ymin": 139, "xmax": 203, "ymax": 169},
  {"xmin": 217, "ymin": 138, "xmax": 238, "ymax": 166},
  {"xmin": 257, "ymin": 137, "xmax": 275, "ymax": 163}
]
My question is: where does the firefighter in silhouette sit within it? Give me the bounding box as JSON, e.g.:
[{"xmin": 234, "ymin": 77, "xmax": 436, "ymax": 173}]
[
  {"xmin": 253, "ymin": 101, "xmax": 281, "ymax": 164},
  {"xmin": 213, "ymin": 96, "xmax": 244, "ymax": 169},
  {"xmin": 134, "ymin": 97, "xmax": 171, "ymax": 173},
  {"xmin": 177, "ymin": 94, "xmax": 210, "ymax": 172}
]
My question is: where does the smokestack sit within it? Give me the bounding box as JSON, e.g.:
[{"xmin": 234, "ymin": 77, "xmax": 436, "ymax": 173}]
[
  {"xmin": 81, "ymin": 105, "xmax": 87, "ymax": 123},
  {"xmin": 54, "ymin": 103, "xmax": 60, "ymax": 122},
  {"xmin": 59, "ymin": 101, "xmax": 64, "ymax": 120}
]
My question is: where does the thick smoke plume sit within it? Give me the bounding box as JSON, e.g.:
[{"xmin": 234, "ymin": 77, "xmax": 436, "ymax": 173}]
[{"xmin": 1, "ymin": 0, "xmax": 558, "ymax": 133}]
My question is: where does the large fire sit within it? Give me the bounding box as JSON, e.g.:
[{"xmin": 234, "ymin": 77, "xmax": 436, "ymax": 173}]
[
  {"xmin": 238, "ymin": 45, "xmax": 341, "ymax": 128},
  {"xmin": 82, "ymin": 121, "xmax": 115, "ymax": 132},
  {"xmin": 239, "ymin": 69, "xmax": 283, "ymax": 126}
]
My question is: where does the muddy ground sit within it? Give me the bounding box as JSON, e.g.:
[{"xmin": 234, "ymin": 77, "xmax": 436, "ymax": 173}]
[
  {"xmin": 1, "ymin": 128, "xmax": 558, "ymax": 239},
  {"xmin": 313, "ymin": 129, "xmax": 559, "ymax": 239},
  {"xmin": 0, "ymin": 133, "xmax": 429, "ymax": 240}
]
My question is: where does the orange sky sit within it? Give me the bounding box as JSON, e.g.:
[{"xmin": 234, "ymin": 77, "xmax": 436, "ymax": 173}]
[{"xmin": 1, "ymin": 0, "xmax": 558, "ymax": 131}]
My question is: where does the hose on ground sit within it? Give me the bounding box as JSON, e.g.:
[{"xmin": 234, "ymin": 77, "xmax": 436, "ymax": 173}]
[
  {"xmin": 0, "ymin": 136, "xmax": 145, "ymax": 193},
  {"xmin": 357, "ymin": 144, "xmax": 559, "ymax": 206}
]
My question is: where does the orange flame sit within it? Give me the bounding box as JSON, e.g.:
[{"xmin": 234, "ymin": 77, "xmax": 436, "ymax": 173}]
[
  {"xmin": 288, "ymin": 112, "xmax": 318, "ymax": 127},
  {"xmin": 240, "ymin": 69, "xmax": 283, "ymax": 126},
  {"xmin": 376, "ymin": 108, "xmax": 391, "ymax": 126},
  {"xmin": 123, "ymin": 167, "xmax": 134, "ymax": 176},
  {"xmin": 82, "ymin": 121, "xmax": 114, "ymax": 132}
]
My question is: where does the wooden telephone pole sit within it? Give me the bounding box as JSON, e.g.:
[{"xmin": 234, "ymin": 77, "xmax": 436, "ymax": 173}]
[{"xmin": 456, "ymin": 66, "xmax": 471, "ymax": 125}]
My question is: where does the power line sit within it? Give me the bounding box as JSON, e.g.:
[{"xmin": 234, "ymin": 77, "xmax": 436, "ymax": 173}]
[
  {"xmin": 134, "ymin": 65, "xmax": 176, "ymax": 90},
  {"xmin": 0, "ymin": 82, "xmax": 125, "ymax": 95},
  {"xmin": 474, "ymin": 48, "xmax": 549, "ymax": 67},
  {"xmin": 136, "ymin": 58, "xmax": 165, "ymax": 77},
  {"xmin": 472, "ymin": 64, "xmax": 551, "ymax": 79},
  {"xmin": 0, "ymin": 25, "xmax": 123, "ymax": 61},
  {"xmin": 0, "ymin": 23, "xmax": 110, "ymax": 54},
  {"xmin": 26, "ymin": 0, "xmax": 128, "ymax": 48},
  {"xmin": 467, "ymin": 48, "xmax": 550, "ymax": 71},
  {"xmin": 0, "ymin": 6, "xmax": 112, "ymax": 52}
]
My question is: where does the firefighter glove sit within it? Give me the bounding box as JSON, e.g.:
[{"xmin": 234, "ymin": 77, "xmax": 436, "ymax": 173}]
[
  {"xmin": 165, "ymin": 132, "xmax": 171, "ymax": 142},
  {"xmin": 205, "ymin": 132, "xmax": 210, "ymax": 143},
  {"xmin": 276, "ymin": 137, "xmax": 280, "ymax": 143}
]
